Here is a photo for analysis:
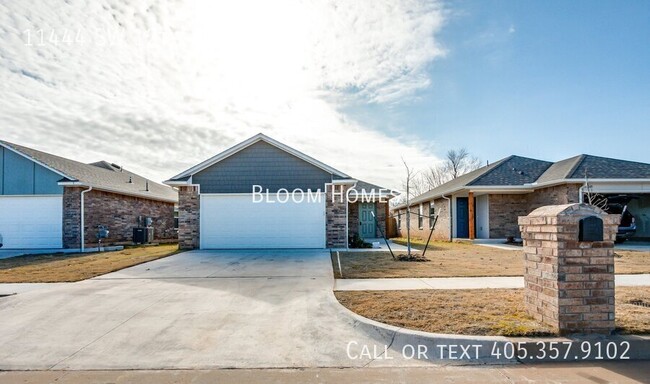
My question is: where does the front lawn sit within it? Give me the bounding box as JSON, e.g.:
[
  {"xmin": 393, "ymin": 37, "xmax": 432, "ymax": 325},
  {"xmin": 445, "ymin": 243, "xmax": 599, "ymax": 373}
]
[
  {"xmin": 331, "ymin": 240, "xmax": 650, "ymax": 278},
  {"xmin": 0, "ymin": 244, "xmax": 181, "ymax": 283},
  {"xmin": 335, "ymin": 287, "xmax": 650, "ymax": 336}
]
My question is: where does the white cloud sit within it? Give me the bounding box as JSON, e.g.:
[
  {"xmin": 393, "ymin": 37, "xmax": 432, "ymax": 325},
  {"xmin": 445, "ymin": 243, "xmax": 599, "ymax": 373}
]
[{"xmin": 0, "ymin": 0, "xmax": 446, "ymax": 189}]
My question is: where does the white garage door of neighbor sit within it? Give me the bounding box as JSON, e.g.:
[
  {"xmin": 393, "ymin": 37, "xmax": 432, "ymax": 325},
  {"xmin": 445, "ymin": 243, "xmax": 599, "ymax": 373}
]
[
  {"xmin": 0, "ymin": 196, "xmax": 63, "ymax": 249},
  {"xmin": 200, "ymin": 194, "xmax": 326, "ymax": 249}
]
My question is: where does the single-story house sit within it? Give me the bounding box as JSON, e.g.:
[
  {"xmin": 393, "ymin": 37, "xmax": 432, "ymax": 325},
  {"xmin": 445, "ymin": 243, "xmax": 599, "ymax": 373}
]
[
  {"xmin": 392, "ymin": 154, "xmax": 650, "ymax": 241},
  {"xmin": 165, "ymin": 133, "xmax": 394, "ymax": 249},
  {"xmin": 0, "ymin": 140, "xmax": 177, "ymax": 249}
]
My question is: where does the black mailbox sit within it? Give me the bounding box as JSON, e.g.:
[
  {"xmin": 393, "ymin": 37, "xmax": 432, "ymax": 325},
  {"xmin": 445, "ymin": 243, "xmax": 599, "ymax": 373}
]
[{"xmin": 579, "ymin": 216, "xmax": 604, "ymax": 242}]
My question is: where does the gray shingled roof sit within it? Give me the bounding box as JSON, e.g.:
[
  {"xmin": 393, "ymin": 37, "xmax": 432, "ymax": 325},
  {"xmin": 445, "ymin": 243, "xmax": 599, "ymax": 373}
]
[
  {"xmin": 536, "ymin": 154, "xmax": 650, "ymax": 182},
  {"xmin": 535, "ymin": 155, "xmax": 583, "ymax": 184},
  {"xmin": 343, "ymin": 179, "xmax": 394, "ymax": 194},
  {"xmin": 567, "ymin": 155, "xmax": 650, "ymax": 179},
  {"xmin": 395, "ymin": 156, "xmax": 513, "ymax": 208},
  {"xmin": 469, "ymin": 156, "xmax": 552, "ymax": 186},
  {"xmin": 398, "ymin": 153, "xmax": 650, "ymax": 209},
  {"xmin": 1, "ymin": 140, "xmax": 177, "ymax": 202}
]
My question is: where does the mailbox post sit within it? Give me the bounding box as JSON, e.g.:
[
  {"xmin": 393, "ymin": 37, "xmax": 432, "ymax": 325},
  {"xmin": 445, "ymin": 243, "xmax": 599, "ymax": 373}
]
[{"xmin": 519, "ymin": 204, "xmax": 620, "ymax": 335}]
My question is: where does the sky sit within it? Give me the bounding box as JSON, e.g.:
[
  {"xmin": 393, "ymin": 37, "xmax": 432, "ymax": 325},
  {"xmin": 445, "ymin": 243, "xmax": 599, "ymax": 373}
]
[{"xmin": 1, "ymin": 0, "xmax": 648, "ymax": 190}]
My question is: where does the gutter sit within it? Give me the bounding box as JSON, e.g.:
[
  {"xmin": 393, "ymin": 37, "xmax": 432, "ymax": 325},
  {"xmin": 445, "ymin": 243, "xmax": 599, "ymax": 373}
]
[
  {"xmin": 579, "ymin": 184, "xmax": 586, "ymax": 204},
  {"xmin": 80, "ymin": 186, "xmax": 93, "ymax": 252},
  {"xmin": 396, "ymin": 178, "xmax": 650, "ymax": 210},
  {"xmin": 59, "ymin": 182, "xmax": 177, "ymax": 204}
]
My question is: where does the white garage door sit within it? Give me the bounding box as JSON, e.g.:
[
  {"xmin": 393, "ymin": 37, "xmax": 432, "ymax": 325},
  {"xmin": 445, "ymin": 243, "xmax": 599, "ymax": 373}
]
[
  {"xmin": 200, "ymin": 194, "xmax": 326, "ymax": 249},
  {"xmin": 0, "ymin": 196, "xmax": 63, "ymax": 249}
]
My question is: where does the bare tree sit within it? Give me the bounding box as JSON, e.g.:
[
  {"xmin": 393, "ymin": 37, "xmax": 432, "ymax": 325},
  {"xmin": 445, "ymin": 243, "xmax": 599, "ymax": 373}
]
[
  {"xmin": 584, "ymin": 169, "xmax": 608, "ymax": 210},
  {"xmin": 401, "ymin": 172, "xmax": 429, "ymax": 198},
  {"xmin": 415, "ymin": 148, "xmax": 482, "ymax": 192},
  {"xmin": 402, "ymin": 158, "xmax": 416, "ymax": 258},
  {"xmin": 422, "ymin": 164, "xmax": 450, "ymax": 189},
  {"xmin": 445, "ymin": 148, "xmax": 482, "ymax": 179}
]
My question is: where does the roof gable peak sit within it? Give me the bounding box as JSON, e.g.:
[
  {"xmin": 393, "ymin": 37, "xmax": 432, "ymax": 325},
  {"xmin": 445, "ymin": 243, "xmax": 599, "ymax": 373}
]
[{"xmin": 167, "ymin": 133, "xmax": 350, "ymax": 182}]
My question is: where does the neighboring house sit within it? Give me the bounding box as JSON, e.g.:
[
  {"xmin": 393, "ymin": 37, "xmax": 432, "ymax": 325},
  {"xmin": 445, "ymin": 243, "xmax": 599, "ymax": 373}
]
[
  {"xmin": 0, "ymin": 140, "xmax": 177, "ymax": 249},
  {"xmin": 165, "ymin": 133, "xmax": 394, "ymax": 249},
  {"xmin": 393, "ymin": 154, "xmax": 650, "ymax": 241}
]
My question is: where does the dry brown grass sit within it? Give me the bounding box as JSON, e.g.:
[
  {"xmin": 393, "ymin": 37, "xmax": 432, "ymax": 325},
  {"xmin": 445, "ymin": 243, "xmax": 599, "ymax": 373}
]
[
  {"xmin": 333, "ymin": 241, "xmax": 523, "ymax": 278},
  {"xmin": 335, "ymin": 287, "xmax": 650, "ymax": 336},
  {"xmin": 0, "ymin": 244, "xmax": 181, "ymax": 283},
  {"xmin": 614, "ymin": 250, "xmax": 650, "ymax": 274},
  {"xmin": 332, "ymin": 240, "xmax": 650, "ymax": 278}
]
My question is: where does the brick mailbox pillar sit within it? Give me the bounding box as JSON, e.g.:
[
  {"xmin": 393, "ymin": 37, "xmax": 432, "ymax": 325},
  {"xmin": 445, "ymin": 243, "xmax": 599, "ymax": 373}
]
[{"xmin": 518, "ymin": 203, "xmax": 620, "ymax": 335}]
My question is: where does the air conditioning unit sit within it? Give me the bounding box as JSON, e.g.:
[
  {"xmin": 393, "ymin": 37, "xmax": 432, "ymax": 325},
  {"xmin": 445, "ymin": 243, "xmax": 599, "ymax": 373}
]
[{"xmin": 133, "ymin": 227, "xmax": 154, "ymax": 244}]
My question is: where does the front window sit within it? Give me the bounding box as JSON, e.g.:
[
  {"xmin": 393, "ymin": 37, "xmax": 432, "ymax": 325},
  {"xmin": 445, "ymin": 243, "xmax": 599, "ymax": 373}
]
[
  {"xmin": 397, "ymin": 211, "xmax": 401, "ymax": 228},
  {"xmin": 418, "ymin": 204, "xmax": 423, "ymax": 229},
  {"xmin": 429, "ymin": 203, "xmax": 435, "ymax": 229}
]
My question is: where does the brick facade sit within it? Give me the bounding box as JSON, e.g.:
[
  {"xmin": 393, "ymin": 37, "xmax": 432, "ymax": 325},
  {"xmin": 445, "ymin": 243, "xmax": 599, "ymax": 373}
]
[
  {"xmin": 393, "ymin": 184, "xmax": 583, "ymax": 241},
  {"xmin": 178, "ymin": 185, "xmax": 200, "ymax": 249},
  {"xmin": 394, "ymin": 198, "xmax": 451, "ymax": 241},
  {"xmin": 83, "ymin": 189, "xmax": 175, "ymax": 246},
  {"xmin": 62, "ymin": 187, "xmax": 175, "ymax": 248},
  {"xmin": 326, "ymin": 184, "xmax": 348, "ymax": 247},
  {"xmin": 63, "ymin": 187, "xmax": 82, "ymax": 248},
  {"xmin": 519, "ymin": 204, "xmax": 619, "ymax": 335},
  {"xmin": 488, "ymin": 194, "xmax": 530, "ymax": 238},
  {"xmin": 490, "ymin": 184, "xmax": 582, "ymax": 238}
]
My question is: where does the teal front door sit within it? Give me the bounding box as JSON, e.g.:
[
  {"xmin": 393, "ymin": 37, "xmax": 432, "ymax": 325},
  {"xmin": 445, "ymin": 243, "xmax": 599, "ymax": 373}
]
[{"xmin": 359, "ymin": 203, "xmax": 376, "ymax": 239}]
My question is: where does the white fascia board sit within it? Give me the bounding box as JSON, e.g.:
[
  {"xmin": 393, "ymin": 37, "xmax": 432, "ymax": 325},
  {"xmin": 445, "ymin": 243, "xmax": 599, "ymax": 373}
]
[
  {"xmin": 332, "ymin": 179, "xmax": 358, "ymax": 185},
  {"xmin": 467, "ymin": 186, "xmax": 533, "ymax": 194},
  {"xmin": 400, "ymin": 186, "xmax": 465, "ymax": 208},
  {"xmin": 163, "ymin": 180, "xmax": 191, "ymax": 186},
  {"xmin": 170, "ymin": 133, "xmax": 350, "ymax": 180},
  {"xmin": 1, "ymin": 142, "xmax": 72, "ymax": 180},
  {"xmin": 59, "ymin": 182, "xmax": 178, "ymax": 203},
  {"xmin": 527, "ymin": 178, "xmax": 650, "ymax": 189}
]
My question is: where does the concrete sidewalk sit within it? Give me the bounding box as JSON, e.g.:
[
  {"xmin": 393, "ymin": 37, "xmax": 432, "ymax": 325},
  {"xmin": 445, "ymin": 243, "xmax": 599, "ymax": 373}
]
[
  {"xmin": 2, "ymin": 362, "xmax": 649, "ymax": 384},
  {"xmin": 334, "ymin": 274, "xmax": 650, "ymax": 291}
]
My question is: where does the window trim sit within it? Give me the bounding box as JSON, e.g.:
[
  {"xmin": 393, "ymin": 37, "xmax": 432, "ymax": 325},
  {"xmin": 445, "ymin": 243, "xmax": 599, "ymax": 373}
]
[{"xmin": 418, "ymin": 203, "xmax": 424, "ymax": 229}]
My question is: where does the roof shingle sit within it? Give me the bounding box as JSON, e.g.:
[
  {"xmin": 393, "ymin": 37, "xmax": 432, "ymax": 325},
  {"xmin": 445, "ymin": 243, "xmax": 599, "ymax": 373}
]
[{"xmin": 0, "ymin": 140, "xmax": 177, "ymax": 202}]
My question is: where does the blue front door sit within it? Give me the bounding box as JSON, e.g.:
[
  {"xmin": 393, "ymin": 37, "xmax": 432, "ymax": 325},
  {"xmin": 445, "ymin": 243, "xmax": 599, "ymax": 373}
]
[
  {"xmin": 359, "ymin": 203, "xmax": 376, "ymax": 239},
  {"xmin": 456, "ymin": 198, "xmax": 469, "ymax": 238}
]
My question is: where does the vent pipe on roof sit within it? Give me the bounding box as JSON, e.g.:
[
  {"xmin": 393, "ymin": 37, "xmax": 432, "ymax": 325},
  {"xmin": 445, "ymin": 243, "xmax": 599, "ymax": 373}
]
[
  {"xmin": 128, "ymin": 176, "xmax": 133, "ymax": 183},
  {"xmin": 145, "ymin": 181, "xmax": 149, "ymax": 192}
]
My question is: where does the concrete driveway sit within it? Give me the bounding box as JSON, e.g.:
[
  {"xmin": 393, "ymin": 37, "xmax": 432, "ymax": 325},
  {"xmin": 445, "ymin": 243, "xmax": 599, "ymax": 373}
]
[{"xmin": 0, "ymin": 250, "xmax": 404, "ymax": 370}]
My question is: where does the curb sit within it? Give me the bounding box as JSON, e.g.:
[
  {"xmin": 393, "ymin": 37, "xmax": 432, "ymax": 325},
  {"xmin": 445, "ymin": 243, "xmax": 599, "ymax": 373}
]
[{"xmin": 333, "ymin": 292, "xmax": 650, "ymax": 364}]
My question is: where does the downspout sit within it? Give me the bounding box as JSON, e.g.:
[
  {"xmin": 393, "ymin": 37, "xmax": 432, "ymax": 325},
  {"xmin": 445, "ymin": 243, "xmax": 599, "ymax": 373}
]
[
  {"xmin": 442, "ymin": 194, "xmax": 452, "ymax": 241},
  {"xmin": 80, "ymin": 186, "xmax": 93, "ymax": 252},
  {"xmin": 578, "ymin": 185, "xmax": 585, "ymax": 204},
  {"xmin": 345, "ymin": 184, "xmax": 350, "ymax": 250}
]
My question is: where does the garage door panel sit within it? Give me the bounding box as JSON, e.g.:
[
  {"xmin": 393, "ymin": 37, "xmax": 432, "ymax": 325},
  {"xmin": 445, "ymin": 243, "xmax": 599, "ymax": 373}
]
[
  {"xmin": 0, "ymin": 196, "xmax": 63, "ymax": 249},
  {"xmin": 200, "ymin": 194, "xmax": 325, "ymax": 249}
]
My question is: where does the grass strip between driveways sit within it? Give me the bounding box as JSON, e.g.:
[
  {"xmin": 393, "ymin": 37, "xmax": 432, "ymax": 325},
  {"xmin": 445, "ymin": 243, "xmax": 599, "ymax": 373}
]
[
  {"xmin": 334, "ymin": 287, "xmax": 650, "ymax": 337},
  {"xmin": 332, "ymin": 239, "xmax": 650, "ymax": 278},
  {"xmin": 0, "ymin": 244, "xmax": 181, "ymax": 283}
]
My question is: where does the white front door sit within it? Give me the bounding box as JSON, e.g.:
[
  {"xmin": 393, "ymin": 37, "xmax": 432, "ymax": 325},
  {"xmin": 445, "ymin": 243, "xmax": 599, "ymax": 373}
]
[
  {"xmin": 0, "ymin": 196, "xmax": 63, "ymax": 249},
  {"xmin": 200, "ymin": 194, "xmax": 326, "ymax": 249}
]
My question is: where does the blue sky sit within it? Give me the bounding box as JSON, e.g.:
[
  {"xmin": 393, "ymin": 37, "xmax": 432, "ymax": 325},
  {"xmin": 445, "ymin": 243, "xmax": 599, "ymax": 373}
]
[
  {"xmin": 348, "ymin": 0, "xmax": 650, "ymax": 165},
  {"xmin": 1, "ymin": 0, "xmax": 648, "ymax": 189}
]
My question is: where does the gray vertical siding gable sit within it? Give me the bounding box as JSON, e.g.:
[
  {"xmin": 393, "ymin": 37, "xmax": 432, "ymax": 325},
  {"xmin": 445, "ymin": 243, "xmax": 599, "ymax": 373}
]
[
  {"xmin": 1, "ymin": 147, "xmax": 63, "ymax": 195},
  {"xmin": 193, "ymin": 141, "xmax": 334, "ymax": 193}
]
